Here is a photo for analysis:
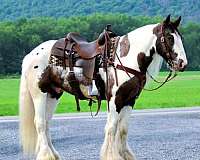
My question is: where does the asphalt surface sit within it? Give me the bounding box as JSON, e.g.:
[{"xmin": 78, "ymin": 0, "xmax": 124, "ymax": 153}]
[{"xmin": 1, "ymin": 107, "xmax": 200, "ymax": 160}]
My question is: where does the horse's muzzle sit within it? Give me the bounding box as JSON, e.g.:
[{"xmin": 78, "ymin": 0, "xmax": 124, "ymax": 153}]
[{"xmin": 177, "ymin": 59, "xmax": 187, "ymax": 72}]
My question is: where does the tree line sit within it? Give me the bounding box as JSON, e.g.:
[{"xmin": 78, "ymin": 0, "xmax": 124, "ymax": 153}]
[
  {"xmin": 0, "ymin": 0, "xmax": 199, "ymax": 22},
  {"xmin": 0, "ymin": 14, "xmax": 199, "ymax": 74}
]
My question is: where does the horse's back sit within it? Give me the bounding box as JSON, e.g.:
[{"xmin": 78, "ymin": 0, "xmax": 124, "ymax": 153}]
[{"xmin": 21, "ymin": 40, "xmax": 57, "ymax": 75}]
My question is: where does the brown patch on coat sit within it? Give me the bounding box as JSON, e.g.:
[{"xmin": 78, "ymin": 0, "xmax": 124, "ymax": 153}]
[
  {"xmin": 38, "ymin": 66, "xmax": 63, "ymax": 99},
  {"xmin": 38, "ymin": 66, "xmax": 88, "ymax": 100},
  {"xmin": 115, "ymin": 75, "xmax": 146, "ymax": 113},
  {"xmin": 153, "ymin": 24, "xmax": 162, "ymax": 37},
  {"xmin": 120, "ymin": 34, "xmax": 130, "ymax": 57},
  {"xmin": 137, "ymin": 47, "xmax": 155, "ymax": 73}
]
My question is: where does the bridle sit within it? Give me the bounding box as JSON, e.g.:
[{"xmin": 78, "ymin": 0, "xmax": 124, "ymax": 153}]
[{"xmin": 159, "ymin": 24, "xmax": 176, "ymax": 69}]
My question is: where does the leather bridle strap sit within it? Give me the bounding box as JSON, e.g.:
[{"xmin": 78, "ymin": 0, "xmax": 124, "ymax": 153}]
[
  {"xmin": 116, "ymin": 64, "xmax": 144, "ymax": 80},
  {"xmin": 160, "ymin": 24, "xmax": 174, "ymax": 67},
  {"xmin": 103, "ymin": 30, "xmax": 111, "ymax": 112}
]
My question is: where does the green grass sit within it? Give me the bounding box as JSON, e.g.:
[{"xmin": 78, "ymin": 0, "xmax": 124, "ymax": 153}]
[
  {"xmin": 135, "ymin": 71, "xmax": 200, "ymax": 109},
  {"xmin": 0, "ymin": 71, "xmax": 200, "ymax": 116}
]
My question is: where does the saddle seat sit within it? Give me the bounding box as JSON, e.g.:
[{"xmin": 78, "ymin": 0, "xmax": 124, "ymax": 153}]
[{"xmin": 66, "ymin": 32, "xmax": 100, "ymax": 59}]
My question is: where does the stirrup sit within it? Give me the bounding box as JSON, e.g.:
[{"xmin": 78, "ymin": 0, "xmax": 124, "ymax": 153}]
[{"xmin": 88, "ymin": 80, "xmax": 98, "ymax": 96}]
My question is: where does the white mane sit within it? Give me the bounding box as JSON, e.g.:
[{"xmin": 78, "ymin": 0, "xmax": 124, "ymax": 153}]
[{"xmin": 146, "ymin": 52, "xmax": 163, "ymax": 84}]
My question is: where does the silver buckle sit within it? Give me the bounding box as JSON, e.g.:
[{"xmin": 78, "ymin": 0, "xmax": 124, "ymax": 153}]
[{"xmin": 161, "ymin": 36, "xmax": 165, "ymax": 43}]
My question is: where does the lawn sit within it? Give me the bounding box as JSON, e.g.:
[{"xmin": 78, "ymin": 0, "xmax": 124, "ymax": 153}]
[{"xmin": 0, "ymin": 71, "xmax": 199, "ymax": 116}]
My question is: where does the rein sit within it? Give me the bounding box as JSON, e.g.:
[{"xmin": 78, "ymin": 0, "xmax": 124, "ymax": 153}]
[
  {"xmin": 103, "ymin": 29, "xmax": 111, "ymax": 112},
  {"xmin": 147, "ymin": 70, "xmax": 177, "ymax": 83},
  {"xmin": 116, "ymin": 62, "xmax": 177, "ymax": 91},
  {"xmin": 144, "ymin": 70, "xmax": 177, "ymax": 91}
]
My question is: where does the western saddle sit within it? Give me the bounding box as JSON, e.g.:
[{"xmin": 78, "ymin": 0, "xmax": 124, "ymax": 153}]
[{"xmin": 49, "ymin": 25, "xmax": 117, "ymax": 113}]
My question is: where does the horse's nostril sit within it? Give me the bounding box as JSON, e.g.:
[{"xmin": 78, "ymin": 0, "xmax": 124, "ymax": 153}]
[
  {"xmin": 178, "ymin": 59, "xmax": 187, "ymax": 72},
  {"xmin": 181, "ymin": 64, "xmax": 187, "ymax": 71},
  {"xmin": 180, "ymin": 62, "xmax": 187, "ymax": 71},
  {"xmin": 178, "ymin": 59, "xmax": 183, "ymax": 67}
]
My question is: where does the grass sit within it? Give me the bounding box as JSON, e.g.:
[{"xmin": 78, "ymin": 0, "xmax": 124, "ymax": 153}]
[{"xmin": 0, "ymin": 71, "xmax": 199, "ymax": 116}]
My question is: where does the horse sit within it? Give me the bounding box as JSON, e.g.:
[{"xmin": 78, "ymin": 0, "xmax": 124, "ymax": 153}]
[{"xmin": 19, "ymin": 15, "xmax": 187, "ymax": 160}]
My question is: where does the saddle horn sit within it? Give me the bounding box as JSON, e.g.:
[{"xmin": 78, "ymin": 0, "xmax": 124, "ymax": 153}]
[
  {"xmin": 98, "ymin": 24, "xmax": 117, "ymax": 45},
  {"xmin": 106, "ymin": 24, "xmax": 112, "ymax": 31}
]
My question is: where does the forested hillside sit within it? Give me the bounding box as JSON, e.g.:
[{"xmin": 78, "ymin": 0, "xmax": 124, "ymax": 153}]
[
  {"xmin": 0, "ymin": 0, "xmax": 200, "ymax": 22},
  {"xmin": 0, "ymin": 14, "xmax": 199, "ymax": 74}
]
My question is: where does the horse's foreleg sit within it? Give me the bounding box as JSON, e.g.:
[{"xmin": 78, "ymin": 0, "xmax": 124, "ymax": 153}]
[
  {"xmin": 33, "ymin": 92, "xmax": 56, "ymax": 160},
  {"xmin": 100, "ymin": 97, "xmax": 124, "ymax": 160},
  {"xmin": 101, "ymin": 101, "xmax": 136, "ymax": 160},
  {"xmin": 115, "ymin": 106, "xmax": 136, "ymax": 160},
  {"xmin": 46, "ymin": 94, "xmax": 60, "ymax": 160}
]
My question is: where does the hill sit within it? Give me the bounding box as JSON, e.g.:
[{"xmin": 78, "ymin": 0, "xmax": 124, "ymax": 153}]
[{"xmin": 0, "ymin": 0, "xmax": 200, "ymax": 22}]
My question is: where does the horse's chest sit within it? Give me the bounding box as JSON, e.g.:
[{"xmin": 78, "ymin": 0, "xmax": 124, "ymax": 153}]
[{"xmin": 115, "ymin": 76, "xmax": 146, "ymax": 113}]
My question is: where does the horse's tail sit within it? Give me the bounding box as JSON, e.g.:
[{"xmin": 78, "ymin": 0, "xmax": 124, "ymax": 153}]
[{"xmin": 19, "ymin": 70, "xmax": 37, "ymax": 156}]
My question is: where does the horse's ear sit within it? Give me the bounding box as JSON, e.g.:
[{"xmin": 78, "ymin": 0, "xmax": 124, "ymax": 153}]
[
  {"xmin": 173, "ymin": 16, "xmax": 181, "ymax": 28},
  {"xmin": 163, "ymin": 15, "xmax": 171, "ymax": 24}
]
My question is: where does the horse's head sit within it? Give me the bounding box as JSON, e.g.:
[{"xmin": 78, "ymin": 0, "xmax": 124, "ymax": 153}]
[{"xmin": 153, "ymin": 15, "xmax": 188, "ymax": 72}]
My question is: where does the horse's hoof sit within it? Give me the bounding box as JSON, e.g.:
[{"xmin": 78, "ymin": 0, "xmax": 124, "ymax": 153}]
[
  {"xmin": 53, "ymin": 150, "xmax": 61, "ymax": 160},
  {"xmin": 36, "ymin": 147, "xmax": 57, "ymax": 160},
  {"xmin": 122, "ymin": 150, "xmax": 136, "ymax": 160}
]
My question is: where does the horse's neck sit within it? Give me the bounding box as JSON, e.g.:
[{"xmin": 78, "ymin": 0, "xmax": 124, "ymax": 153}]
[{"xmin": 117, "ymin": 24, "xmax": 163, "ymax": 83}]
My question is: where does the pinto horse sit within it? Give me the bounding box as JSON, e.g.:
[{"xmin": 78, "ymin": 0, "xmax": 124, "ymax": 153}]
[{"xmin": 19, "ymin": 15, "xmax": 187, "ymax": 160}]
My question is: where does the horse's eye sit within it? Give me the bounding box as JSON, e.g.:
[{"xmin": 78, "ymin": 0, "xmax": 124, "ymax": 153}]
[
  {"xmin": 181, "ymin": 36, "xmax": 184, "ymax": 42},
  {"xmin": 168, "ymin": 36, "xmax": 174, "ymax": 42}
]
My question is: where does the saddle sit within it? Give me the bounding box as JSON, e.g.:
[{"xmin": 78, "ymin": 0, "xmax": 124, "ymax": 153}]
[{"xmin": 66, "ymin": 32, "xmax": 100, "ymax": 59}]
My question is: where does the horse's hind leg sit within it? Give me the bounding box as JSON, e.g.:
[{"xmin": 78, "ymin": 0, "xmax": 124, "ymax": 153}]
[
  {"xmin": 32, "ymin": 91, "xmax": 56, "ymax": 160},
  {"xmin": 115, "ymin": 106, "xmax": 136, "ymax": 160},
  {"xmin": 46, "ymin": 94, "xmax": 60, "ymax": 159}
]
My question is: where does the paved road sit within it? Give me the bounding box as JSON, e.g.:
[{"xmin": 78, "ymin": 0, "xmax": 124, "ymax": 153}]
[{"xmin": 1, "ymin": 107, "xmax": 200, "ymax": 160}]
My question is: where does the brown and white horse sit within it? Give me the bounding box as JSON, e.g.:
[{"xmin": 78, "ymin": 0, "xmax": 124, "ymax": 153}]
[{"xmin": 19, "ymin": 15, "xmax": 187, "ymax": 160}]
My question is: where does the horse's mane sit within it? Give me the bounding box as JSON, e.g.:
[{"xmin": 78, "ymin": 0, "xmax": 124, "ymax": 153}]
[{"xmin": 146, "ymin": 53, "xmax": 163, "ymax": 85}]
